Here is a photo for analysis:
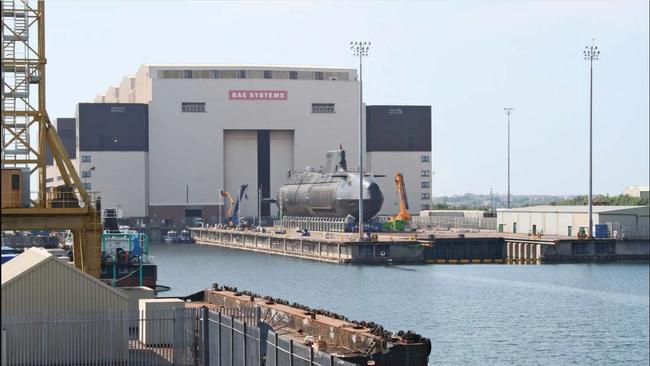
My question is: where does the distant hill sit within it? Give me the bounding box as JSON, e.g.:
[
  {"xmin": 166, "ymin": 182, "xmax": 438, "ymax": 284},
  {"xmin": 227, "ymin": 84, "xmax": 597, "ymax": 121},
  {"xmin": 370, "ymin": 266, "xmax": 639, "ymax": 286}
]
[
  {"xmin": 431, "ymin": 194, "xmax": 575, "ymax": 210},
  {"xmin": 550, "ymin": 194, "xmax": 648, "ymax": 206}
]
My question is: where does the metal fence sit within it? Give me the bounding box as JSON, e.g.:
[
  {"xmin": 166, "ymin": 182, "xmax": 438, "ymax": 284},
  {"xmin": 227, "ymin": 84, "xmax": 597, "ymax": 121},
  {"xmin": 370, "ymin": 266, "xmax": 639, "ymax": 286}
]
[
  {"xmin": 1, "ymin": 307, "xmax": 356, "ymax": 366},
  {"xmin": 1, "ymin": 307, "xmax": 200, "ymax": 366},
  {"xmin": 274, "ymin": 216, "xmax": 348, "ymax": 233},
  {"xmin": 266, "ymin": 330, "xmax": 355, "ymax": 366},
  {"xmin": 413, "ymin": 215, "xmax": 497, "ymax": 231}
]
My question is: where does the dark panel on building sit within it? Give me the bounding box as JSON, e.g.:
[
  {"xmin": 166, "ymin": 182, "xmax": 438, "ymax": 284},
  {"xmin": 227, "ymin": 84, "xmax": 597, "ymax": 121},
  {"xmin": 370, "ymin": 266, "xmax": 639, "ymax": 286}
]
[
  {"xmin": 45, "ymin": 118, "xmax": 76, "ymax": 165},
  {"xmin": 77, "ymin": 103, "xmax": 148, "ymax": 151},
  {"xmin": 257, "ymin": 130, "xmax": 271, "ymax": 217},
  {"xmin": 366, "ymin": 105, "xmax": 431, "ymax": 152}
]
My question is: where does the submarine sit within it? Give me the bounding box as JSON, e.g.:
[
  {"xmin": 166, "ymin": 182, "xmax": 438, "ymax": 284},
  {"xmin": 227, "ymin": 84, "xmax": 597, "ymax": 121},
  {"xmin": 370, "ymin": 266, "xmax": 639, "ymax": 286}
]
[{"xmin": 276, "ymin": 147, "xmax": 384, "ymax": 220}]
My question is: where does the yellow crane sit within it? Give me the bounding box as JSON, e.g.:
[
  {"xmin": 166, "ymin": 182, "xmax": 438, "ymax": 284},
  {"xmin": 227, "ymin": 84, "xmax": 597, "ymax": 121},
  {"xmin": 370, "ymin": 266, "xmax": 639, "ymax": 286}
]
[
  {"xmin": 1, "ymin": 1, "xmax": 101, "ymax": 277},
  {"xmin": 383, "ymin": 172, "xmax": 411, "ymax": 231}
]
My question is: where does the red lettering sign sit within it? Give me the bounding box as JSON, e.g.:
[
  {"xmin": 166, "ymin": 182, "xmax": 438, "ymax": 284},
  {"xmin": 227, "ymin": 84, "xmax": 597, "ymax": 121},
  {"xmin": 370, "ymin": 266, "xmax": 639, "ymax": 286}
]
[{"xmin": 228, "ymin": 90, "xmax": 288, "ymax": 100}]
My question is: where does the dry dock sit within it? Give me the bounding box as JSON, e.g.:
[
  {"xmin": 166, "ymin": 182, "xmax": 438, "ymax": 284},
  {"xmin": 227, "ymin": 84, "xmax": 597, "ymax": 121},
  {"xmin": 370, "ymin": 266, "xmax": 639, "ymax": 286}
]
[{"xmin": 190, "ymin": 227, "xmax": 650, "ymax": 264}]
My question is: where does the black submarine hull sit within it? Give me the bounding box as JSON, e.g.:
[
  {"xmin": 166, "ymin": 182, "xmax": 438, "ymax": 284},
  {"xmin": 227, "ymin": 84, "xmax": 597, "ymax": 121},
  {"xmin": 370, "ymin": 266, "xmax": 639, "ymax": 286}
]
[{"xmin": 277, "ymin": 171, "xmax": 384, "ymax": 220}]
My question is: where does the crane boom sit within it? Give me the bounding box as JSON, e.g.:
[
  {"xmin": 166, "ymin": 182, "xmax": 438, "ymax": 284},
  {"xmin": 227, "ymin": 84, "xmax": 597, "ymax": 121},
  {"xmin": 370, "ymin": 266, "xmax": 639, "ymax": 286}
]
[
  {"xmin": 394, "ymin": 172, "xmax": 411, "ymax": 221},
  {"xmin": 220, "ymin": 190, "xmax": 235, "ymax": 218}
]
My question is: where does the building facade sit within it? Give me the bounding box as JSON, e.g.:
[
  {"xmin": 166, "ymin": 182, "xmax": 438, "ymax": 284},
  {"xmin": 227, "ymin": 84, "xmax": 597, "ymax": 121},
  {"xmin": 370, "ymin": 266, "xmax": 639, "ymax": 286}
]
[
  {"xmin": 497, "ymin": 205, "xmax": 650, "ymax": 238},
  {"xmin": 50, "ymin": 64, "xmax": 432, "ymax": 224},
  {"xmin": 366, "ymin": 105, "xmax": 432, "ymax": 215},
  {"xmin": 46, "ymin": 104, "xmax": 149, "ymax": 218}
]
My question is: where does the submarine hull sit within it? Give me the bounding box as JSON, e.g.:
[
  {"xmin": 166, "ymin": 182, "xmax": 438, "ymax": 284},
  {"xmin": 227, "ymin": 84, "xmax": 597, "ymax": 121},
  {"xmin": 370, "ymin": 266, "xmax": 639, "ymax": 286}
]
[{"xmin": 277, "ymin": 172, "xmax": 384, "ymax": 220}]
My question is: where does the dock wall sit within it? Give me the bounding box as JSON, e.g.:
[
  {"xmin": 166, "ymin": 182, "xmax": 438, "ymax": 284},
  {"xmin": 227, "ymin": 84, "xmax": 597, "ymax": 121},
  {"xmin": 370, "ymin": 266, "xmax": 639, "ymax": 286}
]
[{"xmin": 190, "ymin": 228, "xmax": 649, "ymax": 264}]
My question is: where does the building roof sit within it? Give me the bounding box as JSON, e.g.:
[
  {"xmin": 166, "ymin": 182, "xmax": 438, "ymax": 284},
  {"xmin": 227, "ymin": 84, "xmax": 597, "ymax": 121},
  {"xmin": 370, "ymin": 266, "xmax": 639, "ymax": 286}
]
[
  {"xmin": 1, "ymin": 248, "xmax": 127, "ymax": 299},
  {"xmin": 142, "ymin": 63, "xmax": 354, "ymax": 71},
  {"xmin": 498, "ymin": 205, "xmax": 649, "ymax": 214},
  {"xmin": 625, "ymin": 185, "xmax": 650, "ymax": 191}
]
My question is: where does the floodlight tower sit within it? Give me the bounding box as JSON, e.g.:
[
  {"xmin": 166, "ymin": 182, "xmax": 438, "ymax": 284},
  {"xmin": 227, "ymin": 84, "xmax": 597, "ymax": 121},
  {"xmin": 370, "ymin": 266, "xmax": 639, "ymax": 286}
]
[
  {"xmin": 584, "ymin": 40, "xmax": 600, "ymax": 238},
  {"xmin": 350, "ymin": 41, "xmax": 370, "ymax": 240},
  {"xmin": 504, "ymin": 107, "xmax": 514, "ymax": 208}
]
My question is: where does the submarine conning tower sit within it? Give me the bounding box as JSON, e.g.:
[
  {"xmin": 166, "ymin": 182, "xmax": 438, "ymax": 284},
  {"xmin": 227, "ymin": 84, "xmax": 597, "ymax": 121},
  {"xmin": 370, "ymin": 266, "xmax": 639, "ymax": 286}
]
[{"xmin": 325, "ymin": 147, "xmax": 347, "ymax": 173}]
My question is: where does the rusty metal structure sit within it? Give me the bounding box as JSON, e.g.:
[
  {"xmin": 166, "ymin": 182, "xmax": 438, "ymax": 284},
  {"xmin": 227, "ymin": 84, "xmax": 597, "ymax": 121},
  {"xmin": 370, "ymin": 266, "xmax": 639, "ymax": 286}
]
[{"xmin": 1, "ymin": 0, "xmax": 101, "ymax": 277}]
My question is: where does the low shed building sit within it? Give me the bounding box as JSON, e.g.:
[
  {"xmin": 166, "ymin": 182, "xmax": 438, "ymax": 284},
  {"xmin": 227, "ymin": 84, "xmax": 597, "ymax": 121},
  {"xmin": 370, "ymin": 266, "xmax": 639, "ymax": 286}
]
[
  {"xmin": 497, "ymin": 205, "xmax": 650, "ymax": 238},
  {"xmin": 1, "ymin": 248, "xmax": 129, "ymax": 364}
]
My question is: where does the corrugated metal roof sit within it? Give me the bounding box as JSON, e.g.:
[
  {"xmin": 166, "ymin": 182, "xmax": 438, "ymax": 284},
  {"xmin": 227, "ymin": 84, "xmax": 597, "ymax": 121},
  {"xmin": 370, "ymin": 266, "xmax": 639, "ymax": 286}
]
[
  {"xmin": 1, "ymin": 247, "xmax": 51, "ymax": 286},
  {"xmin": 2, "ymin": 248, "xmax": 127, "ymax": 299},
  {"xmin": 497, "ymin": 205, "xmax": 649, "ymax": 214}
]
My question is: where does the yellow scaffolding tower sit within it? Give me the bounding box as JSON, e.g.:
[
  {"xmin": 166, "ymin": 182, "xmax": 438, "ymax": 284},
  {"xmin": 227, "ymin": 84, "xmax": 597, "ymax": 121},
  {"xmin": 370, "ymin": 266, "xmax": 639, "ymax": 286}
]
[{"xmin": 1, "ymin": 0, "xmax": 101, "ymax": 277}]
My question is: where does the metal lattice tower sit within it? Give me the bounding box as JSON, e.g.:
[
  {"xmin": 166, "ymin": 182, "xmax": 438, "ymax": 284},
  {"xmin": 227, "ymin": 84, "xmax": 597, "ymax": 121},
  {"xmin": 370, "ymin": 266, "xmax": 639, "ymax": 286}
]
[{"xmin": 1, "ymin": 0, "xmax": 47, "ymax": 206}]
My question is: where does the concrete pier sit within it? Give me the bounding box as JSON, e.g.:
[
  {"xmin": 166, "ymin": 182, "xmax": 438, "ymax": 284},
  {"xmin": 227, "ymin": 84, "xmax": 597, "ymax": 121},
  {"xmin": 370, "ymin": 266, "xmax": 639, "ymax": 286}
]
[{"xmin": 190, "ymin": 228, "xmax": 649, "ymax": 264}]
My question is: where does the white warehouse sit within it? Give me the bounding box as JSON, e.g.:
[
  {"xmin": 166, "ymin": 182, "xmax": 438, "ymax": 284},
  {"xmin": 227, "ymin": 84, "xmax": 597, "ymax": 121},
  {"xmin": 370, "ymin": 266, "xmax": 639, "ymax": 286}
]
[
  {"xmin": 497, "ymin": 205, "xmax": 650, "ymax": 238},
  {"xmin": 48, "ymin": 64, "xmax": 432, "ymax": 223}
]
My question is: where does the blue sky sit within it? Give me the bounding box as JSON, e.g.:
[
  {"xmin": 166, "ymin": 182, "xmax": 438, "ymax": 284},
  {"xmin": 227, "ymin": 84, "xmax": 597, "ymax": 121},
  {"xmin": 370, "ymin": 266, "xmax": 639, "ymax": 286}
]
[{"xmin": 45, "ymin": 0, "xmax": 649, "ymax": 196}]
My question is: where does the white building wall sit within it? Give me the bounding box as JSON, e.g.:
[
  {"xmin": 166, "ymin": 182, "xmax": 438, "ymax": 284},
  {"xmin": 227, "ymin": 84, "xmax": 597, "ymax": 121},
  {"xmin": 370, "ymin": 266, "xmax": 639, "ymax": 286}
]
[
  {"xmin": 269, "ymin": 130, "xmax": 294, "ymax": 217},
  {"xmin": 46, "ymin": 158, "xmax": 79, "ymax": 189},
  {"xmin": 118, "ymin": 77, "xmax": 135, "ymax": 103},
  {"xmin": 367, "ymin": 151, "xmax": 431, "ymax": 215},
  {"xmin": 79, "ymin": 151, "xmax": 148, "ymax": 217},
  {"xmin": 145, "ymin": 66, "xmax": 360, "ymax": 217},
  {"xmin": 223, "ymin": 130, "xmax": 258, "ymax": 218}
]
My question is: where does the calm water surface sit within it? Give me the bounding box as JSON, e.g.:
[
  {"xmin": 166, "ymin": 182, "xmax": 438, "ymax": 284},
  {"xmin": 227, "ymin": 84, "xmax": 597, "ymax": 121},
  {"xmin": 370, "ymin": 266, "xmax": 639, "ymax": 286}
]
[{"xmin": 151, "ymin": 242, "xmax": 649, "ymax": 365}]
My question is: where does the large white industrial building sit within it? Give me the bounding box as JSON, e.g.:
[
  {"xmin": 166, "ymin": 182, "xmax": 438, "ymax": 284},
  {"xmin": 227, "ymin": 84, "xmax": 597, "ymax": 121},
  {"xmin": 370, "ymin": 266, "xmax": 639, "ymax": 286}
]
[
  {"xmin": 497, "ymin": 205, "xmax": 650, "ymax": 238},
  {"xmin": 47, "ymin": 64, "xmax": 432, "ymax": 223}
]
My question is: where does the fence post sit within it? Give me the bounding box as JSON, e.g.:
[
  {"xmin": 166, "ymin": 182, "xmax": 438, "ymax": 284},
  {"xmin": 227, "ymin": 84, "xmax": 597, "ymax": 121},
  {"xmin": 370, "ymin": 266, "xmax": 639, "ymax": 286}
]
[
  {"xmin": 2, "ymin": 328, "xmax": 6, "ymax": 366},
  {"xmin": 289, "ymin": 339, "xmax": 294, "ymax": 366},
  {"xmin": 309, "ymin": 345, "xmax": 314, "ymax": 365},
  {"xmin": 242, "ymin": 322, "xmax": 247, "ymax": 366},
  {"xmin": 230, "ymin": 317, "xmax": 235, "ymax": 366},
  {"xmin": 274, "ymin": 332, "xmax": 279, "ymax": 366},
  {"xmin": 201, "ymin": 307, "xmax": 210, "ymax": 366},
  {"xmin": 217, "ymin": 312, "xmax": 222, "ymax": 366},
  {"xmin": 330, "ymin": 355, "xmax": 335, "ymax": 366}
]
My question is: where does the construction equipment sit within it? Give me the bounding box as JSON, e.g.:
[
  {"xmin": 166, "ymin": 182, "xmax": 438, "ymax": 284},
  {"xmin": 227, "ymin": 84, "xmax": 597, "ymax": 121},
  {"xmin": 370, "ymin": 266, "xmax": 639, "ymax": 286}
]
[
  {"xmin": 1, "ymin": 1, "xmax": 102, "ymax": 277},
  {"xmin": 220, "ymin": 184, "xmax": 248, "ymax": 226},
  {"xmin": 382, "ymin": 172, "xmax": 411, "ymax": 231}
]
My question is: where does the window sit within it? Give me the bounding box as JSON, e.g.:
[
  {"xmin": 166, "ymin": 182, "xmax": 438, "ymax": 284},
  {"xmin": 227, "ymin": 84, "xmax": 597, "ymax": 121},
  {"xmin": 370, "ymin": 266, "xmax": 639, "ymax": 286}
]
[
  {"xmin": 236, "ymin": 70, "xmax": 246, "ymax": 79},
  {"xmin": 264, "ymin": 70, "xmax": 273, "ymax": 79},
  {"xmin": 421, "ymin": 193, "xmax": 430, "ymax": 200},
  {"xmin": 421, "ymin": 204, "xmax": 430, "ymax": 210},
  {"xmin": 312, "ymin": 103, "xmax": 335, "ymax": 113},
  {"xmin": 182, "ymin": 102, "xmax": 206, "ymax": 113},
  {"xmin": 421, "ymin": 170, "xmax": 430, "ymax": 177},
  {"xmin": 83, "ymin": 183, "xmax": 92, "ymax": 190},
  {"xmin": 183, "ymin": 70, "xmax": 193, "ymax": 79},
  {"xmin": 388, "ymin": 108, "xmax": 403, "ymax": 115},
  {"xmin": 290, "ymin": 71, "xmax": 298, "ymax": 80},
  {"xmin": 56, "ymin": 176, "xmax": 63, "ymax": 181},
  {"xmin": 81, "ymin": 155, "xmax": 91, "ymax": 163},
  {"xmin": 46, "ymin": 177, "xmax": 54, "ymax": 183},
  {"xmin": 421, "ymin": 155, "xmax": 430, "ymax": 163},
  {"xmin": 219, "ymin": 70, "xmax": 236, "ymax": 79},
  {"xmin": 315, "ymin": 71, "xmax": 324, "ymax": 80},
  {"xmin": 82, "ymin": 171, "xmax": 92, "ymax": 178},
  {"xmin": 211, "ymin": 70, "xmax": 220, "ymax": 79},
  {"xmin": 421, "ymin": 181, "xmax": 430, "ymax": 189}
]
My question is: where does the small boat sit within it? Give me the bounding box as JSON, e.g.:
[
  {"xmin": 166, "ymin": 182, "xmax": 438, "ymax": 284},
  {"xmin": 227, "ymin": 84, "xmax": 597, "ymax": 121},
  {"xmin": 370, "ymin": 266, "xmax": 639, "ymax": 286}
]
[
  {"xmin": 179, "ymin": 230, "xmax": 196, "ymax": 244},
  {"xmin": 163, "ymin": 230, "xmax": 178, "ymax": 243}
]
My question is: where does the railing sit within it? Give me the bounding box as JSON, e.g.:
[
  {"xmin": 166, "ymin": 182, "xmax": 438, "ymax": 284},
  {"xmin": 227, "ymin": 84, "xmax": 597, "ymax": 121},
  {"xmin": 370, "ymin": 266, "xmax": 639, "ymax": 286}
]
[
  {"xmin": 413, "ymin": 215, "xmax": 497, "ymax": 231},
  {"xmin": 0, "ymin": 189, "xmax": 101, "ymax": 210},
  {"xmin": 275, "ymin": 216, "xmax": 348, "ymax": 233},
  {"xmin": 1, "ymin": 306, "xmax": 357, "ymax": 366}
]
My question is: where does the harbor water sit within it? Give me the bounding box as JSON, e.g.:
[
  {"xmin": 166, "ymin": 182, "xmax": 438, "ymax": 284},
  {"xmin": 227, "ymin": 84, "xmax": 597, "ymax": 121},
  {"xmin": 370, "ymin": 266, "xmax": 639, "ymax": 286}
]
[{"xmin": 151, "ymin": 242, "xmax": 649, "ymax": 365}]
